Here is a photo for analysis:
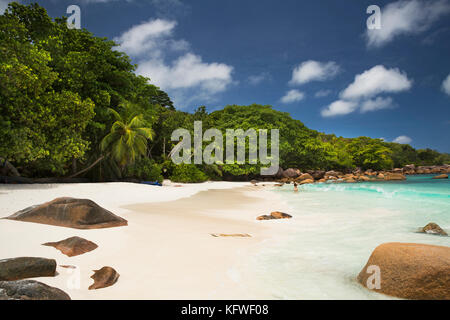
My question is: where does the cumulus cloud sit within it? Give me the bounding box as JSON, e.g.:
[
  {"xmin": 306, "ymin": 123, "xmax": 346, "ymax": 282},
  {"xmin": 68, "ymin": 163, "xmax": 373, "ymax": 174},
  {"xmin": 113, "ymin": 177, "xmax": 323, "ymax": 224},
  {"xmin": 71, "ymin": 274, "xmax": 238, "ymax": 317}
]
[
  {"xmin": 137, "ymin": 53, "xmax": 233, "ymax": 93},
  {"xmin": 341, "ymin": 65, "xmax": 412, "ymax": 100},
  {"xmin": 321, "ymin": 65, "xmax": 411, "ymax": 117},
  {"xmin": 442, "ymin": 73, "xmax": 450, "ymax": 96},
  {"xmin": 366, "ymin": 0, "xmax": 450, "ymax": 47},
  {"xmin": 321, "ymin": 100, "xmax": 358, "ymax": 117},
  {"xmin": 314, "ymin": 89, "xmax": 332, "ymax": 98},
  {"xmin": 248, "ymin": 72, "xmax": 270, "ymax": 85},
  {"xmin": 290, "ymin": 60, "xmax": 340, "ymax": 85},
  {"xmin": 280, "ymin": 89, "xmax": 305, "ymax": 104},
  {"xmin": 360, "ymin": 97, "xmax": 394, "ymax": 113},
  {"xmin": 393, "ymin": 135, "xmax": 412, "ymax": 144},
  {"xmin": 114, "ymin": 19, "xmax": 234, "ymax": 108},
  {"xmin": 114, "ymin": 19, "xmax": 180, "ymax": 56}
]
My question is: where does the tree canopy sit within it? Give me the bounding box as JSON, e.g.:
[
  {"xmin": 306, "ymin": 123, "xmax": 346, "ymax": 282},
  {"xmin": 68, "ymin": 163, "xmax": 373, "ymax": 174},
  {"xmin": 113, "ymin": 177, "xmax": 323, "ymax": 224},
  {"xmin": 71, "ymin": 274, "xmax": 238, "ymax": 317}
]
[{"xmin": 0, "ymin": 3, "xmax": 448, "ymax": 182}]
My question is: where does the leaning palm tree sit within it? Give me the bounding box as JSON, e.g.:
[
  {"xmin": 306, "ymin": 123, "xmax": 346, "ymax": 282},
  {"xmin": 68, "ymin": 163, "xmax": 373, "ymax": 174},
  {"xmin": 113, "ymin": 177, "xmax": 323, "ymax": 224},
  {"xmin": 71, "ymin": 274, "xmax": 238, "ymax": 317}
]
[{"xmin": 100, "ymin": 108, "xmax": 154, "ymax": 169}]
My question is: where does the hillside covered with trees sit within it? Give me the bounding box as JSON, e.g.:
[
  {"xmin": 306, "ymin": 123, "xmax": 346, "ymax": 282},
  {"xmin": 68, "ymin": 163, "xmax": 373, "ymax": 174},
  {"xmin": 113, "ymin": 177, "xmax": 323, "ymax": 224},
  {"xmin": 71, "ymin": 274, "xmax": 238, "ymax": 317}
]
[{"xmin": 1, "ymin": 3, "xmax": 449, "ymax": 183}]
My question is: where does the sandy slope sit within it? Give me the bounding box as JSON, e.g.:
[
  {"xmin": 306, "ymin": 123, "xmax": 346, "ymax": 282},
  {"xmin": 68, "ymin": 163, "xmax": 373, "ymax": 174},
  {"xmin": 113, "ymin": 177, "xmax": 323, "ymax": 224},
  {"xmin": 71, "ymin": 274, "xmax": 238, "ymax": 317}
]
[{"xmin": 0, "ymin": 181, "xmax": 290, "ymax": 299}]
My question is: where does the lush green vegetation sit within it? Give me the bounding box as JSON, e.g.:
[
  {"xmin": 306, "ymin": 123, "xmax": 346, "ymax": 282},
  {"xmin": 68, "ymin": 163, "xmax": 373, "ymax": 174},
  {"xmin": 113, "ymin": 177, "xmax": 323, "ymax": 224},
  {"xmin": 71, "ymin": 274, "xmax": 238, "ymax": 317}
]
[{"xmin": 1, "ymin": 3, "xmax": 449, "ymax": 182}]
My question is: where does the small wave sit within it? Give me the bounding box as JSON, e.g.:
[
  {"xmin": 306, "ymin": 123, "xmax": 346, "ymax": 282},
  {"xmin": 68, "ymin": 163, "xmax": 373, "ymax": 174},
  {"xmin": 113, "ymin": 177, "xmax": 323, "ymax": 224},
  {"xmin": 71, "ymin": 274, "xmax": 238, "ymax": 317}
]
[{"xmin": 298, "ymin": 182, "xmax": 450, "ymax": 200}]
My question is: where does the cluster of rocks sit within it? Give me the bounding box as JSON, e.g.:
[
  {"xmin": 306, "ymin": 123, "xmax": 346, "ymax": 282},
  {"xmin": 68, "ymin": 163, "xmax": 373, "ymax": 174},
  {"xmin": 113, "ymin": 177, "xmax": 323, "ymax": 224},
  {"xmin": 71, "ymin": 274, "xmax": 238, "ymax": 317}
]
[
  {"xmin": 275, "ymin": 168, "xmax": 407, "ymax": 185},
  {"xmin": 0, "ymin": 197, "xmax": 125, "ymax": 300},
  {"xmin": 402, "ymin": 164, "xmax": 450, "ymax": 175},
  {"xmin": 272, "ymin": 164, "xmax": 449, "ymax": 185}
]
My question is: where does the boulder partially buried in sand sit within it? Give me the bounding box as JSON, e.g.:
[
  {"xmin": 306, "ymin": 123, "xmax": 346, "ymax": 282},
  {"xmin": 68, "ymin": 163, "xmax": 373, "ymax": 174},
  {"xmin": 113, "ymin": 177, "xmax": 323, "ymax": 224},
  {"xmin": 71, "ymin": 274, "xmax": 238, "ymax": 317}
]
[
  {"xmin": 89, "ymin": 267, "xmax": 120, "ymax": 290},
  {"xmin": 419, "ymin": 223, "xmax": 448, "ymax": 236},
  {"xmin": 0, "ymin": 257, "xmax": 56, "ymax": 281},
  {"xmin": 357, "ymin": 242, "xmax": 450, "ymax": 300},
  {"xmin": 4, "ymin": 197, "xmax": 127, "ymax": 229},
  {"xmin": 257, "ymin": 211, "xmax": 292, "ymax": 220},
  {"xmin": 42, "ymin": 236, "xmax": 98, "ymax": 257},
  {"xmin": 0, "ymin": 280, "xmax": 71, "ymax": 300}
]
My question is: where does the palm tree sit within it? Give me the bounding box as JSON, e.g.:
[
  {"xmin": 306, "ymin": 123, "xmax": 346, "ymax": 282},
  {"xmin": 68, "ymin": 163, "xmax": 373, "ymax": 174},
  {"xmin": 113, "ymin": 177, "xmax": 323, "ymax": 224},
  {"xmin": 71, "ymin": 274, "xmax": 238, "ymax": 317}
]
[{"xmin": 100, "ymin": 107, "xmax": 154, "ymax": 169}]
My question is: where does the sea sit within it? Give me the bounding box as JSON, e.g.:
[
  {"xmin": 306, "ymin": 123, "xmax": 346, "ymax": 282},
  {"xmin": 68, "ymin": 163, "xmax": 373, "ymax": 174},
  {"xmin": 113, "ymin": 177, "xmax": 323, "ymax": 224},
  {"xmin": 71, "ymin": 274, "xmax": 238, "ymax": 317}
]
[{"xmin": 239, "ymin": 174, "xmax": 449, "ymax": 299}]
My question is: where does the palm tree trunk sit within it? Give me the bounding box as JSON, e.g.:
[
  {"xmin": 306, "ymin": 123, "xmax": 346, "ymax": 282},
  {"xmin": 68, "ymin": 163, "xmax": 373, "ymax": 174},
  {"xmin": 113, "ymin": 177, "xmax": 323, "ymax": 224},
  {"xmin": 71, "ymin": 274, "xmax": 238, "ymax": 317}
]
[{"xmin": 68, "ymin": 155, "xmax": 104, "ymax": 179}]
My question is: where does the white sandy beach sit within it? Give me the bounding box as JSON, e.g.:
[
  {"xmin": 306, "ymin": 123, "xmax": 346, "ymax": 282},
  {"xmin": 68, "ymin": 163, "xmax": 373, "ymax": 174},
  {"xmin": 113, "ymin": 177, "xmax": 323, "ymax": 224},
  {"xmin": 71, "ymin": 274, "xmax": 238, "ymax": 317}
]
[{"xmin": 0, "ymin": 181, "xmax": 291, "ymax": 299}]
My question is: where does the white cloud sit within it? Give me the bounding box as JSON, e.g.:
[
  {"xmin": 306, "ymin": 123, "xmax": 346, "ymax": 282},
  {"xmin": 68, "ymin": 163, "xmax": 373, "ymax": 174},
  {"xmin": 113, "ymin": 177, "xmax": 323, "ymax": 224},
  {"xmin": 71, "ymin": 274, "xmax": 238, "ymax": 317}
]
[
  {"xmin": 366, "ymin": 0, "xmax": 450, "ymax": 47},
  {"xmin": 280, "ymin": 89, "xmax": 305, "ymax": 104},
  {"xmin": 442, "ymin": 73, "xmax": 450, "ymax": 96},
  {"xmin": 321, "ymin": 65, "xmax": 412, "ymax": 117},
  {"xmin": 321, "ymin": 100, "xmax": 358, "ymax": 117},
  {"xmin": 114, "ymin": 19, "xmax": 234, "ymax": 108},
  {"xmin": 248, "ymin": 72, "xmax": 270, "ymax": 85},
  {"xmin": 393, "ymin": 135, "xmax": 412, "ymax": 144},
  {"xmin": 137, "ymin": 53, "xmax": 233, "ymax": 93},
  {"xmin": 114, "ymin": 19, "xmax": 182, "ymax": 56},
  {"xmin": 289, "ymin": 60, "xmax": 340, "ymax": 85},
  {"xmin": 360, "ymin": 96, "xmax": 394, "ymax": 113},
  {"xmin": 315, "ymin": 89, "xmax": 332, "ymax": 98},
  {"xmin": 341, "ymin": 65, "xmax": 412, "ymax": 100}
]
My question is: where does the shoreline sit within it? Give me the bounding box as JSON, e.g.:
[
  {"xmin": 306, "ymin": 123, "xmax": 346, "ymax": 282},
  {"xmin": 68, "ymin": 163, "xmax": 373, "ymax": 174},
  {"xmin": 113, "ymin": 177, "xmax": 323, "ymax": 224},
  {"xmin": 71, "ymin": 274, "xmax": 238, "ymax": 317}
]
[{"xmin": 0, "ymin": 182, "xmax": 291, "ymax": 299}]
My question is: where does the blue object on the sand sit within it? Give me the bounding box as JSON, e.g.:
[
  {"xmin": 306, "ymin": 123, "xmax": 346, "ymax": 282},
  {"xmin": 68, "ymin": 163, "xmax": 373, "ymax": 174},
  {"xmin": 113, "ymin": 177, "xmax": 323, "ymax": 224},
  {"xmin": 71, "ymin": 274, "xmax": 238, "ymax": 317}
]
[{"xmin": 141, "ymin": 181, "xmax": 162, "ymax": 186}]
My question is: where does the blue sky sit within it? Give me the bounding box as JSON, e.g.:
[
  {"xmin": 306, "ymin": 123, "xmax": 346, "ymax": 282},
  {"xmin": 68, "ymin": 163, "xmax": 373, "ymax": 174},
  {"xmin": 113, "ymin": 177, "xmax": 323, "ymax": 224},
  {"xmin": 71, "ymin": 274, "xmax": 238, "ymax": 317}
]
[{"xmin": 3, "ymin": 0, "xmax": 450, "ymax": 152}]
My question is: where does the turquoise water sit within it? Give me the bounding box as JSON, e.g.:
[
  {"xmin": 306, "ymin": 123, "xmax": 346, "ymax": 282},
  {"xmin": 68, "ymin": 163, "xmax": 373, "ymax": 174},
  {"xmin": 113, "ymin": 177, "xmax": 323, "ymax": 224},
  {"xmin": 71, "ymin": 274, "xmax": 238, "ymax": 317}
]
[{"xmin": 244, "ymin": 175, "xmax": 449, "ymax": 299}]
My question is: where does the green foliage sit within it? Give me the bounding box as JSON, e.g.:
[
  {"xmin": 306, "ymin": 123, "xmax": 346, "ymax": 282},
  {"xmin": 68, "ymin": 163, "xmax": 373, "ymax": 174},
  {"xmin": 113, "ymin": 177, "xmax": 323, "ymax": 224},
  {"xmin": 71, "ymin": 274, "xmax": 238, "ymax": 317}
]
[
  {"xmin": 1, "ymin": 3, "xmax": 448, "ymax": 182},
  {"xmin": 125, "ymin": 158, "xmax": 163, "ymax": 183},
  {"xmin": 101, "ymin": 105, "xmax": 154, "ymax": 168},
  {"xmin": 0, "ymin": 7, "xmax": 95, "ymax": 175},
  {"xmin": 170, "ymin": 164, "xmax": 208, "ymax": 183}
]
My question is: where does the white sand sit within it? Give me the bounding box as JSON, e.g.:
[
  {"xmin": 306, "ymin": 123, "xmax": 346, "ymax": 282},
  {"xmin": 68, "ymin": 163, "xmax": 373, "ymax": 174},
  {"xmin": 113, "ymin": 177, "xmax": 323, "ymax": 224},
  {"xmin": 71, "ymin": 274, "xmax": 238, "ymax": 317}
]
[{"xmin": 0, "ymin": 181, "xmax": 291, "ymax": 299}]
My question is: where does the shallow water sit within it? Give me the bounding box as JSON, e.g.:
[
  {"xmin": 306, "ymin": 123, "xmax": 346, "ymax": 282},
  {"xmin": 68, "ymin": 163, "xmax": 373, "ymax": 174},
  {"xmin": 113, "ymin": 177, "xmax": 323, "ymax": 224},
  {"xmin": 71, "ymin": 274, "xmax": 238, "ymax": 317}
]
[{"xmin": 242, "ymin": 174, "xmax": 449, "ymax": 299}]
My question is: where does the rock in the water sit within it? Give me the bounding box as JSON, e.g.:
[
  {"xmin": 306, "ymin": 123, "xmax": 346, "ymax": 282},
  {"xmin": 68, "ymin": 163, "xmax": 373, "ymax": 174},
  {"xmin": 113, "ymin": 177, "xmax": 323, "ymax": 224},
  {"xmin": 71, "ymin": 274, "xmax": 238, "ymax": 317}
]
[
  {"xmin": 296, "ymin": 173, "xmax": 313, "ymax": 182},
  {"xmin": 433, "ymin": 174, "xmax": 448, "ymax": 179},
  {"xmin": 257, "ymin": 211, "xmax": 292, "ymax": 220},
  {"xmin": 299, "ymin": 179, "xmax": 314, "ymax": 185},
  {"xmin": 42, "ymin": 236, "xmax": 98, "ymax": 257},
  {"xmin": 384, "ymin": 173, "xmax": 406, "ymax": 181},
  {"xmin": 0, "ymin": 280, "xmax": 70, "ymax": 300},
  {"xmin": 419, "ymin": 223, "xmax": 448, "ymax": 236},
  {"xmin": 0, "ymin": 257, "xmax": 56, "ymax": 281},
  {"xmin": 357, "ymin": 242, "xmax": 450, "ymax": 300},
  {"xmin": 89, "ymin": 267, "xmax": 119, "ymax": 290},
  {"xmin": 4, "ymin": 197, "xmax": 127, "ymax": 229}
]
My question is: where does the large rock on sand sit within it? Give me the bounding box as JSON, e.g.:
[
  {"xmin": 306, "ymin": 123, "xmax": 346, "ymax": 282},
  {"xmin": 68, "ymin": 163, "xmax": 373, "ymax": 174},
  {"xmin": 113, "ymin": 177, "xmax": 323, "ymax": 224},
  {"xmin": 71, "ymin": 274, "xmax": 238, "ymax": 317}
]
[
  {"xmin": 42, "ymin": 236, "xmax": 98, "ymax": 257},
  {"xmin": 282, "ymin": 168, "xmax": 300, "ymax": 179},
  {"xmin": 0, "ymin": 280, "xmax": 70, "ymax": 300},
  {"xmin": 4, "ymin": 197, "xmax": 127, "ymax": 230},
  {"xmin": 357, "ymin": 243, "xmax": 450, "ymax": 300},
  {"xmin": 0, "ymin": 257, "xmax": 56, "ymax": 281},
  {"xmin": 89, "ymin": 267, "xmax": 120, "ymax": 290}
]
